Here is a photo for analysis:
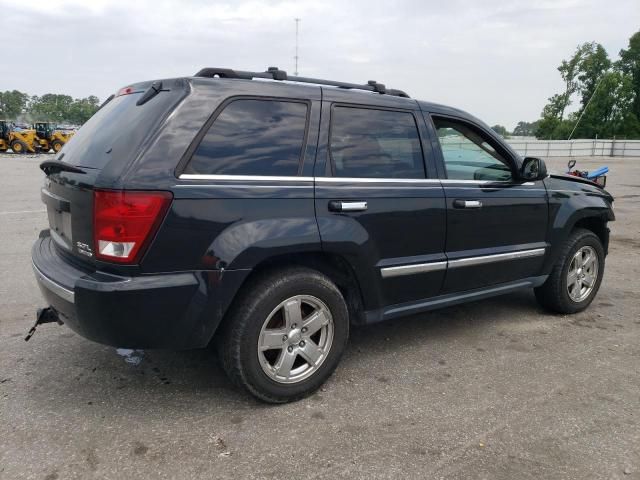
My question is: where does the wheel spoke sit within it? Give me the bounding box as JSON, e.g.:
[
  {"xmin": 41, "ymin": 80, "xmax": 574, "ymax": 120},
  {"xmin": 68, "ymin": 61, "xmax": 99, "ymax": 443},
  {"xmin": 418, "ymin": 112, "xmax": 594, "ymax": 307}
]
[
  {"xmin": 283, "ymin": 298, "xmax": 303, "ymax": 329},
  {"xmin": 259, "ymin": 330, "xmax": 287, "ymax": 351},
  {"xmin": 302, "ymin": 310, "xmax": 329, "ymax": 336},
  {"xmin": 567, "ymin": 271, "xmax": 578, "ymax": 287},
  {"xmin": 298, "ymin": 340, "xmax": 322, "ymax": 366},
  {"xmin": 573, "ymin": 251, "xmax": 583, "ymax": 268},
  {"xmin": 274, "ymin": 349, "xmax": 297, "ymax": 378},
  {"xmin": 574, "ymin": 278, "xmax": 583, "ymax": 293},
  {"xmin": 583, "ymin": 273, "xmax": 596, "ymax": 287}
]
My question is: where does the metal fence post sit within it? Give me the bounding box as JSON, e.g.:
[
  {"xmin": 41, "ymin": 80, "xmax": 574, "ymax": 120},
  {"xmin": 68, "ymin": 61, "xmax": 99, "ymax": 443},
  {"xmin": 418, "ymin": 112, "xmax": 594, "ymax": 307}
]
[
  {"xmin": 592, "ymin": 139, "xmax": 595, "ymax": 156},
  {"xmin": 611, "ymin": 137, "xmax": 615, "ymax": 157},
  {"xmin": 524, "ymin": 143, "xmax": 528, "ymax": 156},
  {"xmin": 569, "ymin": 141, "xmax": 573, "ymax": 157}
]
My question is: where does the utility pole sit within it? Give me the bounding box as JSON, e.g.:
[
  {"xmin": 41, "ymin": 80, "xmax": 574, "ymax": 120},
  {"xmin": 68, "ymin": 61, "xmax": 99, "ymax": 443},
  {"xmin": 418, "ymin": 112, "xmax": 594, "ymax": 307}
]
[{"xmin": 294, "ymin": 18, "xmax": 300, "ymax": 76}]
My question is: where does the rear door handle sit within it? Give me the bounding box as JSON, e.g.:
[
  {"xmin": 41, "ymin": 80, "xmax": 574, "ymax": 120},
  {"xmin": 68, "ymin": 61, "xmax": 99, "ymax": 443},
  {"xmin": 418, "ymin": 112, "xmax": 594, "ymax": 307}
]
[
  {"xmin": 453, "ymin": 200, "xmax": 482, "ymax": 209},
  {"xmin": 328, "ymin": 200, "xmax": 368, "ymax": 212}
]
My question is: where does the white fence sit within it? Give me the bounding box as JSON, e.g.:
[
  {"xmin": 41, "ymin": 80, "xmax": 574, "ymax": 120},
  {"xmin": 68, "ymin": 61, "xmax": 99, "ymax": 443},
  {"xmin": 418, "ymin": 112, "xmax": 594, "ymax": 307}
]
[{"xmin": 505, "ymin": 139, "xmax": 640, "ymax": 158}]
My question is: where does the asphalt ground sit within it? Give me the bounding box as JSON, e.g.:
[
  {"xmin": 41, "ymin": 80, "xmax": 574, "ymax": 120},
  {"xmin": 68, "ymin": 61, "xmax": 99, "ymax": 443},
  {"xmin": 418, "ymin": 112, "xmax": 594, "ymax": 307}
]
[{"xmin": 0, "ymin": 153, "xmax": 638, "ymax": 479}]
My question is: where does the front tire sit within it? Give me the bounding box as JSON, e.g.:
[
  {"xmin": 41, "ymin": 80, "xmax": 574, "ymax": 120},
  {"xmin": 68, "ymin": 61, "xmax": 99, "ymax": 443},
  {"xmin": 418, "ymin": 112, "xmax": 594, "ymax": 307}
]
[
  {"xmin": 535, "ymin": 228, "xmax": 605, "ymax": 314},
  {"xmin": 219, "ymin": 267, "xmax": 349, "ymax": 403}
]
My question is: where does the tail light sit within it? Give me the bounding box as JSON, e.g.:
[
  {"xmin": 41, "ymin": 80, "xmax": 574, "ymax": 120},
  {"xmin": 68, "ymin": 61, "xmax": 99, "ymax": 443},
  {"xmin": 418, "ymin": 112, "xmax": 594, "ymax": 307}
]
[{"xmin": 94, "ymin": 190, "xmax": 172, "ymax": 264}]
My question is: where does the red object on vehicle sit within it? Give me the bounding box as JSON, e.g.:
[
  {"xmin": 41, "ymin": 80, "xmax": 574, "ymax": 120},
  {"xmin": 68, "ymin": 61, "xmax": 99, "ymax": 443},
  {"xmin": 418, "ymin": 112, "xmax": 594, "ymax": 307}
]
[
  {"xmin": 115, "ymin": 86, "xmax": 140, "ymax": 97},
  {"xmin": 93, "ymin": 190, "xmax": 172, "ymax": 263}
]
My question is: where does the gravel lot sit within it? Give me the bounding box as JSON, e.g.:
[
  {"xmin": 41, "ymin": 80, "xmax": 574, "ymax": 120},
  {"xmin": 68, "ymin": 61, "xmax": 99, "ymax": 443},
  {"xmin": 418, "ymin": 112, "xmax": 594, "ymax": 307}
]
[{"xmin": 0, "ymin": 153, "xmax": 638, "ymax": 480}]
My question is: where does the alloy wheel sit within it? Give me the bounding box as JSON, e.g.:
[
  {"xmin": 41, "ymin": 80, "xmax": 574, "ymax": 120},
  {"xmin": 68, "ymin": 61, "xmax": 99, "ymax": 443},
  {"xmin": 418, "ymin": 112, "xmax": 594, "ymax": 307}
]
[
  {"xmin": 567, "ymin": 246, "xmax": 598, "ymax": 302},
  {"xmin": 257, "ymin": 295, "xmax": 334, "ymax": 384}
]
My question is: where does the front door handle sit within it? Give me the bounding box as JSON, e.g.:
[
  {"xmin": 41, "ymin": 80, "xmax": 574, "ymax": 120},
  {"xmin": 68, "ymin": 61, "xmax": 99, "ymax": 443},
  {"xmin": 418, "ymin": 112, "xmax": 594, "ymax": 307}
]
[
  {"xmin": 453, "ymin": 200, "xmax": 482, "ymax": 209},
  {"xmin": 328, "ymin": 200, "xmax": 368, "ymax": 212}
]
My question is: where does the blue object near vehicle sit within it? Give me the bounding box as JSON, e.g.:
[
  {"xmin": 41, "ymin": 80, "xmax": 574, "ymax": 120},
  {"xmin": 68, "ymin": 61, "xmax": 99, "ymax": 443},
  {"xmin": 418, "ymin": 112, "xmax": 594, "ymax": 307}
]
[
  {"xmin": 587, "ymin": 166, "xmax": 609, "ymax": 179},
  {"xmin": 566, "ymin": 160, "xmax": 609, "ymax": 186}
]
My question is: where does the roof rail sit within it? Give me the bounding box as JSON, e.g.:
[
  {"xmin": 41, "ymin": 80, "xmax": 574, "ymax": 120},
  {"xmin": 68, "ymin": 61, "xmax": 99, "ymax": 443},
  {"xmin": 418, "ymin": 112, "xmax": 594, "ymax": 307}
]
[{"xmin": 193, "ymin": 66, "xmax": 410, "ymax": 98}]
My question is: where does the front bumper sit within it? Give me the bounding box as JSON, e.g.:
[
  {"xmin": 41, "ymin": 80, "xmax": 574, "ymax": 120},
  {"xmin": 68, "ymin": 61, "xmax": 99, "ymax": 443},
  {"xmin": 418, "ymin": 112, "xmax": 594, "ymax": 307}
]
[{"xmin": 32, "ymin": 231, "xmax": 249, "ymax": 349}]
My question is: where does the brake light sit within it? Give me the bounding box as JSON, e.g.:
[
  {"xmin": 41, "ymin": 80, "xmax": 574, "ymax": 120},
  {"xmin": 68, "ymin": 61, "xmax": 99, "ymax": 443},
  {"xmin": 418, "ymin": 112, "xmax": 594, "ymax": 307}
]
[
  {"xmin": 115, "ymin": 86, "xmax": 141, "ymax": 97},
  {"xmin": 93, "ymin": 190, "xmax": 172, "ymax": 264}
]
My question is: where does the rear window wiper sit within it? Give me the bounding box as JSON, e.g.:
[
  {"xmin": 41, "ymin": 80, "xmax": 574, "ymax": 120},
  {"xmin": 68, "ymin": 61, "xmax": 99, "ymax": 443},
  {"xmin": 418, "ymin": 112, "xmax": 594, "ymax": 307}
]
[
  {"xmin": 136, "ymin": 81, "xmax": 169, "ymax": 106},
  {"xmin": 40, "ymin": 160, "xmax": 86, "ymax": 175}
]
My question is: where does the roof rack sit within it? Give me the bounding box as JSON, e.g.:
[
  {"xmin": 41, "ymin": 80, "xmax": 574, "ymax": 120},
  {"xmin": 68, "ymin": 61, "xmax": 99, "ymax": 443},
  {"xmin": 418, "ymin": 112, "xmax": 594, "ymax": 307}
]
[{"xmin": 194, "ymin": 66, "xmax": 410, "ymax": 98}]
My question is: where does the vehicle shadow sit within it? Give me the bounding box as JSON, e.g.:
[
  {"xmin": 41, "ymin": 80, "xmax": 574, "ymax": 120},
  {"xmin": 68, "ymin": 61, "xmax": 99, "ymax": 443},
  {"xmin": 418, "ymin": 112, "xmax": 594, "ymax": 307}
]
[{"xmin": 26, "ymin": 289, "xmax": 546, "ymax": 412}]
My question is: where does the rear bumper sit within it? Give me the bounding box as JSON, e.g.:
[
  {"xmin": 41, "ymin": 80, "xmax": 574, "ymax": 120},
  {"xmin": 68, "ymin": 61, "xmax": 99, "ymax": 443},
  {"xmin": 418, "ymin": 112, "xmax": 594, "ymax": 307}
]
[{"xmin": 32, "ymin": 232, "xmax": 249, "ymax": 349}]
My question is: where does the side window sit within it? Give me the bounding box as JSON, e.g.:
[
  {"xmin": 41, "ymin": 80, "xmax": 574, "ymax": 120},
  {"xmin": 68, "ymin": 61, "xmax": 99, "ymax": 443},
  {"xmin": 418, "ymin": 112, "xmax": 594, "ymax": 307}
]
[
  {"xmin": 184, "ymin": 99, "xmax": 308, "ymax": 176},
  {"xmin": 330, "ymin": 107, "xmax": 425, "ymax": 179},
  {"xmin": 432, "ymin": 117, "xmax": 513, "ymax": 181}
]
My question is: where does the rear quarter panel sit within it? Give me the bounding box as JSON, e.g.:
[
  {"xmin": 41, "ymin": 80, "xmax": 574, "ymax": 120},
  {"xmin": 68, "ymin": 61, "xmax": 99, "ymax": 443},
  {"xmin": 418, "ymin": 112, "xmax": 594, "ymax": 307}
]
[{"xmin": 143, "ymin": 184, "xmax": 320, "ymax": 272}]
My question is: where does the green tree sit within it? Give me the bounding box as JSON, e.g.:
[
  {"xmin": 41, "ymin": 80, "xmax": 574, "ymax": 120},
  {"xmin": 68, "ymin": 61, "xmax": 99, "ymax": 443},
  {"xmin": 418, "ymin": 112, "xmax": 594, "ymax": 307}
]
[
  {"xmin": 512, "ymin": 121, "xmax": 540, "ymax": 137},
  {"xmin": 491, "ymin": 124, "xmax": 509, "ymax": 137},
  {"xmin": 536, "ymin": 34, "xmax": 640, "ymax": 140},
  {"xmin": 576, "ymin": 42, "xmax": 611, "ymax": 108},
  {"xmin": 0, "ymin": 90, "xmax": 29, "ymax": 118},
  {"xmin": 618, "ymin": 31, "xmax": 640, "ymax": 121},
  {"xmin": 556, "ymin": 44, "xmax": 589, "ymax": 120},
  {"xmin": 572, "ymin": 70, "xmax": 637, "ymax": 138},
  {"xmin": 30, "ymin": 94, "xmax": 74, "ymax": 122},
  {"xmin": 67, "ymin": 96, "xmax": 101, "ymax": 124}
]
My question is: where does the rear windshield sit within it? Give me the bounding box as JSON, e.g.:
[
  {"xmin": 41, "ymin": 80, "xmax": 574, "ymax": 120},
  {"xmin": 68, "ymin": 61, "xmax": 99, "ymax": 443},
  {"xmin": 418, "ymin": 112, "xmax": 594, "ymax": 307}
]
[{"xmin": 60, "ymin": 84, "xmax": 185, "ymax": 169}]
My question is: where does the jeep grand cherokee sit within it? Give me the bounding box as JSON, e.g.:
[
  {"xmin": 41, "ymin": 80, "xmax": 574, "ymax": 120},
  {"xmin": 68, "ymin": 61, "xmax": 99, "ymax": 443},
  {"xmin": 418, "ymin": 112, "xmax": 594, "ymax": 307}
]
[{"xmin": 31, "ymin": 67, "xmax": 615, "ymax": 402}]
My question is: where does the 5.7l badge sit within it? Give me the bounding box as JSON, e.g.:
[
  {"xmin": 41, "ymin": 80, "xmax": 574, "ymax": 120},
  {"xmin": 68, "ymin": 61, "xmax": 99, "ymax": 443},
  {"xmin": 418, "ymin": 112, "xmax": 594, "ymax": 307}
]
[{"xmin": 76, "ymin": 241, "xmax": 93, "ymax": 258}]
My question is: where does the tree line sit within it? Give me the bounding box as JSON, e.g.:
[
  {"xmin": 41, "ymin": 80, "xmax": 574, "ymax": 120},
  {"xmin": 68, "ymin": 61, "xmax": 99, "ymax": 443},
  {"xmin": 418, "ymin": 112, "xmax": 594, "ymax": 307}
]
[
  {"xmin": 0, "ymin": 91, "xmax": 101, "ymax": 125},
  {"xmin": 498, "ymin": 30, "xmax": 640, "ymax": 140}
]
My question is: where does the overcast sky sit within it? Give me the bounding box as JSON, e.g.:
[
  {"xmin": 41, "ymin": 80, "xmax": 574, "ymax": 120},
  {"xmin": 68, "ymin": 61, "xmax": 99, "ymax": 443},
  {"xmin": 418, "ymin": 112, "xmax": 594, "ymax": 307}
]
[{"xmin": 1, "ymin": 0, "xmax": 638, "ymax": 129}]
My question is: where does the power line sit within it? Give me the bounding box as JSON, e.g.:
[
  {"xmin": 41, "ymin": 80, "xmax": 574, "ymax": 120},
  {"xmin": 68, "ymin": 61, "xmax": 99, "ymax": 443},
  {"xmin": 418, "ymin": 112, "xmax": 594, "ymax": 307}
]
[{"xmin": 568, "ymin": 73, "xmax": 606, "ymax": 140}]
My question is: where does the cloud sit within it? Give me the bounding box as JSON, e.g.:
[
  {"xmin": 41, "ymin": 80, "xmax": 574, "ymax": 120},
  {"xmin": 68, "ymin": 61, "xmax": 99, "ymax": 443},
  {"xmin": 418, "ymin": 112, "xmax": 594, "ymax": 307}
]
[{"xmin": 0, "ymin": 0, "xmax": 638, "ymax": 129}]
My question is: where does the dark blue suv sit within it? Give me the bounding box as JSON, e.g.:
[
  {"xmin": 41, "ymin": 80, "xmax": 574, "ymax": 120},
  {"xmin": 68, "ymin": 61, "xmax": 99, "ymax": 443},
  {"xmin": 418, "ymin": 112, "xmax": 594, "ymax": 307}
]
[{"xmin": 31, "ymin": 67, "xmax": 615, "ymax": 402}]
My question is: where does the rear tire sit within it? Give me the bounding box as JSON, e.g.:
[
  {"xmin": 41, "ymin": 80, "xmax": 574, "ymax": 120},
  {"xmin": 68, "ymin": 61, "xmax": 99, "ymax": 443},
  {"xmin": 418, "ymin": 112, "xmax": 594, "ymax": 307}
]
[
  {"xmin": 218, "ymin": 267, "xmax": 349, "ymax": 403},
  {"xmin": 535, "ymin": 228, "xmax": 605, "ymax": 314},
  {"xmin": 52, "ymin": 140, "xmax": 63, "ymax": 153},
  {"xmin": 10, "ymin": 140, "xmax": 27, "ymax": 154}
]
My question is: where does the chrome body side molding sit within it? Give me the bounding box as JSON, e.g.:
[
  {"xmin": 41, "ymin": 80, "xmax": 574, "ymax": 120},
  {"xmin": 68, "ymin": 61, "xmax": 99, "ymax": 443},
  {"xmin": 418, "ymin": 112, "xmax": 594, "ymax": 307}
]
[
  {"xmin": 380, "ymin": 261, "xmax": 448, "ymax": 278},
  {"xmin": 380, "ymin": 248, "xmax": 546, "ymax": 278}
]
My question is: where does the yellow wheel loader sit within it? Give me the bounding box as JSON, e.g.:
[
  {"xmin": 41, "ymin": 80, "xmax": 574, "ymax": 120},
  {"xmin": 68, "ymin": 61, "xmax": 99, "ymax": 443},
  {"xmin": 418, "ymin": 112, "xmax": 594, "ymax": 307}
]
[
  {"xmin": 0, "ymin": 120, "xmax": 39, "ymax": 154},
  {"xmin": 34, "ymin": 122, "xmax": 75, "ymax": 153}
]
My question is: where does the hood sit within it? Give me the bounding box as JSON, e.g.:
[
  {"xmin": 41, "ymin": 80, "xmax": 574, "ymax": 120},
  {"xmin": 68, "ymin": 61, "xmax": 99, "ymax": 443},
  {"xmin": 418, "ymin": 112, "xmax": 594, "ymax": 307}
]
[
  {"xmin": 549, "ymin": 172, "xmax": 603, "ymax": 188},
  {"xmin": 549, "ymin": 172, "xmax": 614, "ymax": 204}
]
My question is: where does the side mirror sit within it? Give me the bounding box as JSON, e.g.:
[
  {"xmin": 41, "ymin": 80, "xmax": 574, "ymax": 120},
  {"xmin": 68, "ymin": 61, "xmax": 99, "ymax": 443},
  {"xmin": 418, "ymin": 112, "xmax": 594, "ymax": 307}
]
[{"xmin": 520, "ymin": 157, "xmax": 547, "ymax": 181}]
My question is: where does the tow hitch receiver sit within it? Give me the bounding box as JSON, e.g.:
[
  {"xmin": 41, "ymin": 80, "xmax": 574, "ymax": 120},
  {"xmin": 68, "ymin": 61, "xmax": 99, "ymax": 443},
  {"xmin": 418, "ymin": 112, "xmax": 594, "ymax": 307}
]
[{"xmin": 24, "ymin": 307, "xmax": 63, "ymax": 341}]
